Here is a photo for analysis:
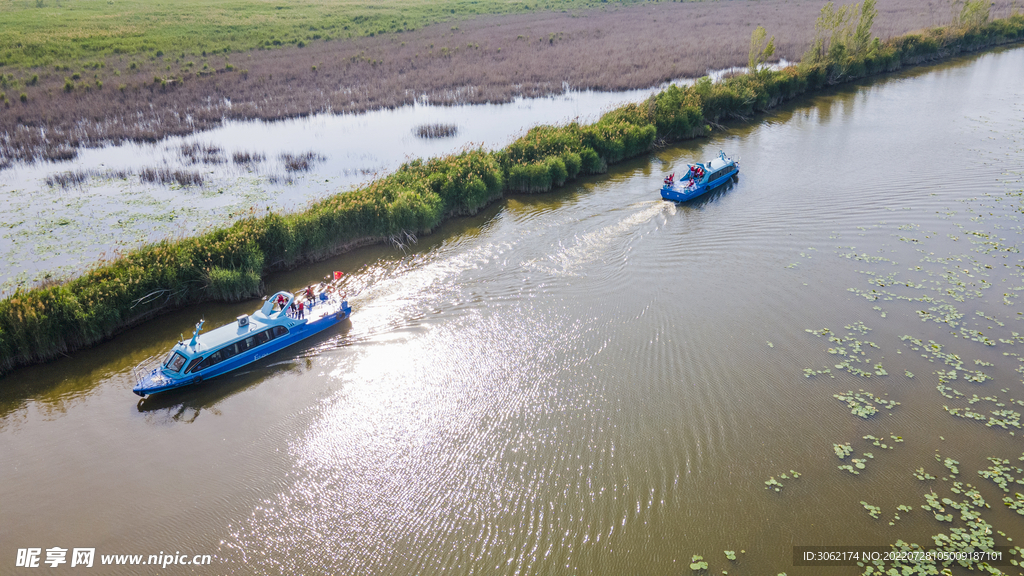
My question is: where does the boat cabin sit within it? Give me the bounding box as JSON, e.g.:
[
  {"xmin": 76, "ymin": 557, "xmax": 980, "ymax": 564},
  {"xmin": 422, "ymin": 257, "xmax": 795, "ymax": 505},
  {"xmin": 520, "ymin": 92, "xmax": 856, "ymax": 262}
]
[{"xmin": 158, "ymin": 291, "xmax": 299, "ymax": 378}]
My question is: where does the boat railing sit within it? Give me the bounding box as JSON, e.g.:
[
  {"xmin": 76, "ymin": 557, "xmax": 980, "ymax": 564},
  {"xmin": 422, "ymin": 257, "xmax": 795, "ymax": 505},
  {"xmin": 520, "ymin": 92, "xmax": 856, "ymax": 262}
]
[{"xmin": 131, "ymin": 357, "xmax": 163, "ymax": 387}]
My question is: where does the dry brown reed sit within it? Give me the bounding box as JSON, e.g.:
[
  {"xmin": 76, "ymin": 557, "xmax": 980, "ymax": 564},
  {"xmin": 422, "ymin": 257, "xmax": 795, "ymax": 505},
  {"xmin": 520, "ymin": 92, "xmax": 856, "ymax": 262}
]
[
  {"xmin": 139, "ymin": 167, "xmax": 204, "ymax": 186},
  {"xmin": 45, "ymin": 169, "xmax": 91, "ymax": 189},
  {"xmin": 232, "ymin": 151, "xmax": 266, "ymax": 165},
  {"xmin": 0, "ymin": 0, "xmax": 1017, "ymax": 166},
  {"xmin": 415, "ymin": 123, "xmax": 459, "ymax": 138},
  {"xmin": 280, "ymin": 152, "xmax": 323, "ymax": 172},
  {"xmin": 180, "ymin": 142, "xmax": 225, "ymax": 164}
]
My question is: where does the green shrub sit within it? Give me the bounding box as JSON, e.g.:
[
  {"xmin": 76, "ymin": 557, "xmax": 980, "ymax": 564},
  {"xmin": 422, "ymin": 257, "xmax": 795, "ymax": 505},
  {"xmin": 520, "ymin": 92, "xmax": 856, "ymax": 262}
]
[{"xmin": 579, "ymin": 148, "xmax": 604, "ymax": 174}]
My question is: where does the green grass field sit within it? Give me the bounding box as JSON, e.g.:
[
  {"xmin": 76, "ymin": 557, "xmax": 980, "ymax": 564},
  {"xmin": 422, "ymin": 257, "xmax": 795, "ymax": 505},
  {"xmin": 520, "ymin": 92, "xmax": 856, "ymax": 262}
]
[{"xmin": 0, "ymin": 0, "xmax": 638, "ymax": 69}]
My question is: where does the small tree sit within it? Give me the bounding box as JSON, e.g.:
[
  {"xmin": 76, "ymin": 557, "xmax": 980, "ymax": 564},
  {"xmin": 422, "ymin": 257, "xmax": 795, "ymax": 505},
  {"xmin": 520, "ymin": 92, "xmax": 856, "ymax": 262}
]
[
  {"xmin": 802, "ymin": 1, "xmax": 878, "ymax": 68},
  {"xmin": 848, "ymin": 0, "xmax": 877, "ymax": 56},
  {"xmin": 749, "ymin": 25, "xmax": 776, "ymax": 78},
  {"xmin": 802, "ymin": 2, "xmax": 854, "ymax": 66},
  {"xmin": 953, "ymin": 0, "xmax": 991, "ymax": 29}
]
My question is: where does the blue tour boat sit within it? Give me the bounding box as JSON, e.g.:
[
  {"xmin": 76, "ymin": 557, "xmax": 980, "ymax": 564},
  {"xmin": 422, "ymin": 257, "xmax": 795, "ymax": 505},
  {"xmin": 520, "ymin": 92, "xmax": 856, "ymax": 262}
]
[
  {"xmin": 132, "ymin": 284, "xmax": 351, "ymax": 397},
  {"xmin": 660, "ymin": 151, "xmax": 739, "ymax": 202}
]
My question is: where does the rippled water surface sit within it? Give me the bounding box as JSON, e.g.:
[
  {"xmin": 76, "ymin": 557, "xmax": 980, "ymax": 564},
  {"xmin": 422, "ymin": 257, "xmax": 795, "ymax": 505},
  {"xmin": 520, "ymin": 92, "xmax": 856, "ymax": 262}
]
[{"xmin": 2, "ymin": 47, "xmax": 1024, "ymax": 575}]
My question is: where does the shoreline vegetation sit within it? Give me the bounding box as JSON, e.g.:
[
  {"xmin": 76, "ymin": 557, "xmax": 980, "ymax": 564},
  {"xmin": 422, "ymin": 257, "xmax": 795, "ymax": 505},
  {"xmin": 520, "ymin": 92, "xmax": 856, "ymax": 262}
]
[
  {"xmin": 1, "ymin": 6, "xmax": 1023, "ymax": 376},
  {"xmin": 1, "ymin": 0, "xmax": 1015, "ymax": 165}
]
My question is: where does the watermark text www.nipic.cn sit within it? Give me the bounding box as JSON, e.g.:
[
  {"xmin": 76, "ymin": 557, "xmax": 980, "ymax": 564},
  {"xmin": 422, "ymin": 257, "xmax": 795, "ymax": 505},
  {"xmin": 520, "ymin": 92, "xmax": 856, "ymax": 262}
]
[{"xmin": 16, "ymin": 548, "xmax": 213, "ymax": 569}]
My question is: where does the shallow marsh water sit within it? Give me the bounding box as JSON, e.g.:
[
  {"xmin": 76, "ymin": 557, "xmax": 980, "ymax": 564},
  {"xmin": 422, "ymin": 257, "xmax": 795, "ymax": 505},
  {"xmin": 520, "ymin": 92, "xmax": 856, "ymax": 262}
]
[{"xmin": 2, "ymin": 48, "xmax": 1024, "ymax": 574}]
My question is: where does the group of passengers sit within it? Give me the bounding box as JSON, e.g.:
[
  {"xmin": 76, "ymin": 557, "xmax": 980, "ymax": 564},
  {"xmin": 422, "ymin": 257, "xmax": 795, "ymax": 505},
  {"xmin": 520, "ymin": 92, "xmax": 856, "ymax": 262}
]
[
  {"xmin": 272, "ymin": 283, "xmax": 347, "ymax": 320},
  {"xmin": 274, "ymin": 286, "xmax": 319, "ymax": 320}
]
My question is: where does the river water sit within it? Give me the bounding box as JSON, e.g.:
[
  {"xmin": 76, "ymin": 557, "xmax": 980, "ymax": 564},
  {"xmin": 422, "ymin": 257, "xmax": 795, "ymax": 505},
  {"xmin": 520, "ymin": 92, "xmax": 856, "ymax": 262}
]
[{"xmin": 2, "ymin": 47, "xmax": 1023, "ymax": 575}]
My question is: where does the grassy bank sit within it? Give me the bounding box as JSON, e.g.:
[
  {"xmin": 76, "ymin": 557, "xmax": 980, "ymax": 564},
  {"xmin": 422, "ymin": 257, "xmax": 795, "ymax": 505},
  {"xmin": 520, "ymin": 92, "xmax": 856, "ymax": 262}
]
[
  {"xmin": 1, "ymin": 11, "xmax": 1022, "ymax": 377},
  {"xmin": 0, "ymin": 0, "xmax": 621, "ymax": 70}
]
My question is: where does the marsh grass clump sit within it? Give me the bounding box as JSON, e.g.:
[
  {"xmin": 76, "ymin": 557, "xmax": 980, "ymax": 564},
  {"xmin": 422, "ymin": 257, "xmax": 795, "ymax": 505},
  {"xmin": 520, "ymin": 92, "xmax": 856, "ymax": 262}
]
[
  {"xmin": 180, "ymin": 142, "xmax": 224, "ymax": 164},
  {"xmin": 414, "ymin": 123, "xmax": 459, "ymax": 138},
  {"xmin": 139, "ymin": 167, "xmax": 204, "ymax": 187},
  {"xmin": 45, "ymin": 169, "xmax": 93, "ymax": 189},
  {"xmin": 42, "ymin": 146, "xmax": 78, "ymax": 162},
  {"xmin": 280, "ymin": 151, "xmax": 324, "ymax": 172},
  {"xmin": 232, "ymin": 151, "xmax": 265, "ymax": 165}
]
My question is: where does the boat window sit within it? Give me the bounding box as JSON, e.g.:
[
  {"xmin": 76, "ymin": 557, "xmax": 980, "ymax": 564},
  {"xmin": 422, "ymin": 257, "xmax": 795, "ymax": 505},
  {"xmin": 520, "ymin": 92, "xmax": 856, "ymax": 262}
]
[
  {"xmin": 221, "ymin": 343, "xmax": 238, "ymax": 359},
  {"xmin": 165, "ymin": 352, "xmax": 187, "ymax": 373},
  {"xmin": 244, "ymin": 336, "xmax": 256, "ymax": 350},
  {"xmin": 273, "ymin": 326, "xmax": 289, "ymax": 338},
  {"xmin": 185, "ymin": 357, "xmax": 204, "ymax": 373},
  {"xmin": 195, "ymin": 350, "xmax": 220, "ymax": 372},
  {"xmin": 256, "ymin": 329, "xmax": 271, "ymax": 344}
]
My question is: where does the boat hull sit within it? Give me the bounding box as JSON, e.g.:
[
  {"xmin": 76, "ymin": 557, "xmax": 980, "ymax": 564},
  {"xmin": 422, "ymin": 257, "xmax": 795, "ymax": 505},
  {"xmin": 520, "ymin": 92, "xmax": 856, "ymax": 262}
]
[
  {"xmin": 133, "ymin": 304, "xmax": 351, "ymax": 397},
  {"xmin": 660, "ymin": 167, "xmax": 737, "ymax": 202}
]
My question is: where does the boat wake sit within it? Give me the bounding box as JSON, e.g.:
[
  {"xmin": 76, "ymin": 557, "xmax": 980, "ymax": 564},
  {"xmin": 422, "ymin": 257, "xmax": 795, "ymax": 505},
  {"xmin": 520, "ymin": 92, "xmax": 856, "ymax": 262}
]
[{"xmin": 525, "ymin": 200, "xmax": 675, "ymax": 276}]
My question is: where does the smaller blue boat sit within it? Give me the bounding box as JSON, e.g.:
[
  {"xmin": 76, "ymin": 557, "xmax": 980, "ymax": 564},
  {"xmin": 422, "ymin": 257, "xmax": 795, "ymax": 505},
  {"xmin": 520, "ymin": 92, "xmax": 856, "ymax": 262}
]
[
  {"xmin": 660, "ymin": 151, "xmax": 739, "ymax": 202},
  {"xmin": 133, "ymin": 283, "xmax": 351, "ymax": 397}
]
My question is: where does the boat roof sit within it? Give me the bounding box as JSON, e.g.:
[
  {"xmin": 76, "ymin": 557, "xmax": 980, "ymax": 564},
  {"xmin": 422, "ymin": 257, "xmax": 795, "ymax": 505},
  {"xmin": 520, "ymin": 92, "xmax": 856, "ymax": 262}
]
[
  {"xmin": 172, "ymin": 291, "xmax": 296, "ymax": 358},
  {"xmin": 706, "ymin": 156, "xmax": 732, "ymax": 171}
]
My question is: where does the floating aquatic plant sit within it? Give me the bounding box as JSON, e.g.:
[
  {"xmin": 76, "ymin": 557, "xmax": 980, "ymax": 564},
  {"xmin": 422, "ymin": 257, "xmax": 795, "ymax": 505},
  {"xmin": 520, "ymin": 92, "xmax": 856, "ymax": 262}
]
[
  {"xmin": 862, "ymin": 434, "xmax": 900, "ymax": 449},
  {"xmin": 834, "ymin": 390, "xmax": 899, "ymax": 419},
  {"xmin": 861, "ymin": 501, "xmax": 881, "ymax": 519},
  {"xmin": 939, "ymin": 456, "xmax": 960, "ymax": 475},
  {"xmin": 834, "ymin": 443, "xmax": 854, "ymax": 459},
  {"xmin": 978, "ymin": 457, "xmax": 1024, "ymax": 492},
  {"xmin": 913, "ymin": 467, "xmax": 936, "ymax": 481},
  {"xmin": 803, "ymin": 367, "xmax": 834, "ymax": 378},
  {"xmin": 689, "ymin": 555, "xmax": 708, "ymax": 570},
  {"xmin": 1005, "ymin": 493, "xmax": 1024, "ymax": 516},
  {"xmin": 764, "ymin": 470, "xmax": 800, "ymax": 492}
]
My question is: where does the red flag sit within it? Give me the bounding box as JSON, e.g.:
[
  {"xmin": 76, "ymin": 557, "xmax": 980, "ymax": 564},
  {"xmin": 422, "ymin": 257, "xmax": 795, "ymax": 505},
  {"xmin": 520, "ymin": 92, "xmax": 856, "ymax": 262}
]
[{"xmin": 333, "ymin": 271, "xmax": 344, "ymax": 280}]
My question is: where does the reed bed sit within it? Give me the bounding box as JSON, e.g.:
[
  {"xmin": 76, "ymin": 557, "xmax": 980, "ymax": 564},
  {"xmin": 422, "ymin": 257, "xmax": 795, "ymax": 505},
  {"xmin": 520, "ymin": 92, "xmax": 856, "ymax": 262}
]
[
  {"xmin": 0, "ymin": 14, "xmax": 1022, "ymax": 376},
  {"xmin": 44, "ymin": 167, "xmax": 138, "ymax": 189},
  {"xmin": 232, "ymin": 151, "xmax": 266, "ymax": 166},
  {"xmin": 180, "ymin": 143, "xmax": 224, "ymax": 165},
  {"xmin": 138, "ymin": 167, "xmax": 204, "ymax": 187},
  {"xmin": 44, "ymin": 170, "xmax": 91, "ymax": 189},
  {"xmin": 2, "ymin": 0, "xmax": 1018, "ymax": 166},
  {"xmin": 415, "ymin": 123, "xmax": 460, "ymax": 138},
  {"xmin": 280, "ymin": 152, "xmax": 324, "ymax": 173}
]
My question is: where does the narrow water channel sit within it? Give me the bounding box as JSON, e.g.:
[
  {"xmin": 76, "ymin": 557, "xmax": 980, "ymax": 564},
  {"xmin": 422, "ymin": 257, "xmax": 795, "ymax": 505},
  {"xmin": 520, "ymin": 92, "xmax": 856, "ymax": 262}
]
[{"xmin": 2, "ymin": 47, "xmax": 1023, "ymax": 575}]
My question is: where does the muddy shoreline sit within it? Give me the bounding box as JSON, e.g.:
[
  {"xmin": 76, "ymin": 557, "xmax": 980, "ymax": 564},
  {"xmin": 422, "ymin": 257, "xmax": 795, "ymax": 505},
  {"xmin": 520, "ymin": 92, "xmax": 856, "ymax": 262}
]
[{"xmin": 0, "ymin": 0, "xmax": 1002, "ymax": 167}]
